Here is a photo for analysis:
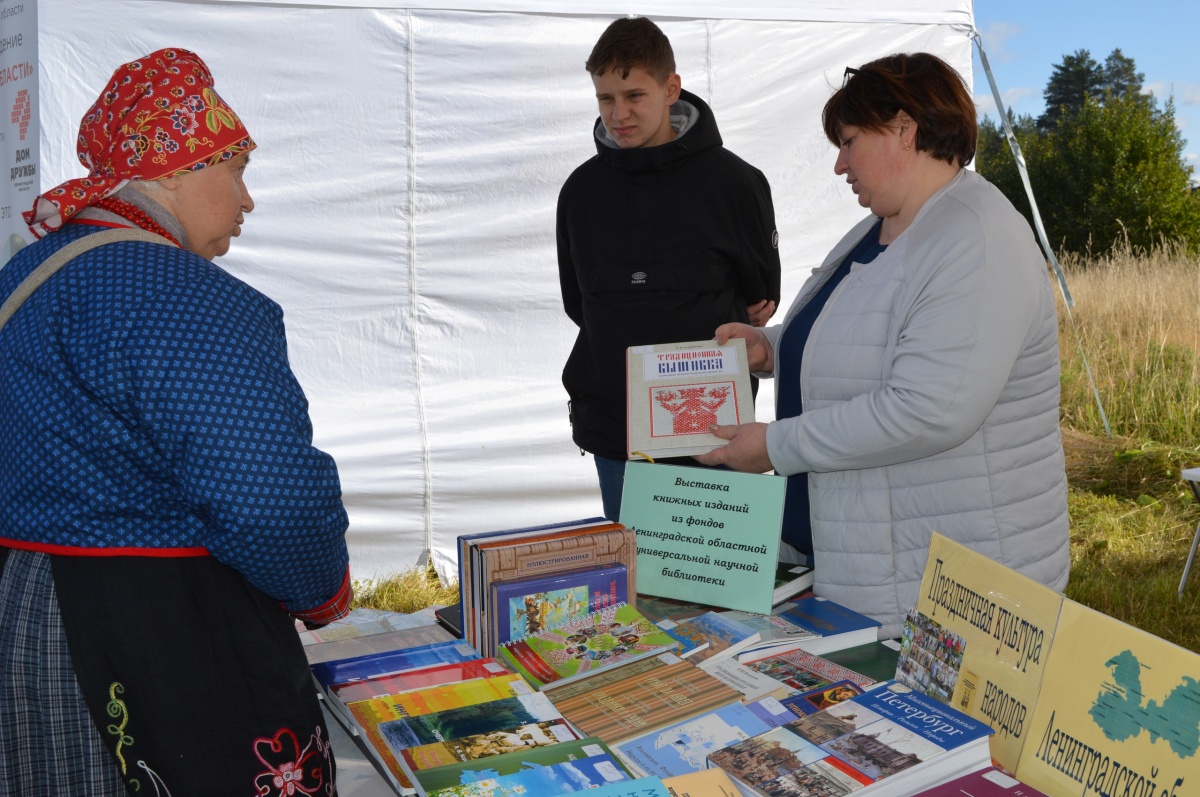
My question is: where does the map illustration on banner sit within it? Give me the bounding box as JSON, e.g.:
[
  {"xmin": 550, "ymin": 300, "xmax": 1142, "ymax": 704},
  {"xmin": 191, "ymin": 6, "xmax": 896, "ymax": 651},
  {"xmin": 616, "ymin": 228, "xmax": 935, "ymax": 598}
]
[{"xmin": 1, "ymin": 0, "xmax": 39, "ymax": 267}]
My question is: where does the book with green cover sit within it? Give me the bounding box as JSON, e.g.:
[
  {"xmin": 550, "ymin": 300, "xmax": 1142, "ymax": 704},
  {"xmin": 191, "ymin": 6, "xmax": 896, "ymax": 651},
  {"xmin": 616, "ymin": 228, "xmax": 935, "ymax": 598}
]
[{"xmin": 497, "ymin": 602, "xmax": 678, "ymax": 690}]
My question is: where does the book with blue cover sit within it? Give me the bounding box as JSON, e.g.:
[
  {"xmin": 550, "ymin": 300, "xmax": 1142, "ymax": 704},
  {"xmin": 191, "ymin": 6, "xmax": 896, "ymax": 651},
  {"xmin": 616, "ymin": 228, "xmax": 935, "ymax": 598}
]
[
  {"xmin": 780, "ymin": 679, "xmax": 865, "ymax": 716},
  {"xmin": 708, "ymin": 682, "xmax": 993, "ymax": 797},
  {"xmin": 310, "ymin": 640, "xmax": 480, "ymax": 693},
  {"xmin": 426, "ymin": 751, "xmax": 632, "ymax": 797},
  {"xmin": 770, "ymin": 594, "xmax": 883, "ymax": 656},
  {"xmin": 491, "ymin": 564, "xmax": 628, "ymax": 647},
  {"xmin": 615, "ymin": 697, "xmax": 794, "ymax": 778}
]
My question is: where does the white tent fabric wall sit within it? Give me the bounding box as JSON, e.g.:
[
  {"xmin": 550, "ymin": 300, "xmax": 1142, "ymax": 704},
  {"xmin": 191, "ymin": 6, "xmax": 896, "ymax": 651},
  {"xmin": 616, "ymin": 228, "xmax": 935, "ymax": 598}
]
[{"xmin": 35, "ymin": 0, "xmax": 973, "ymax": 586}]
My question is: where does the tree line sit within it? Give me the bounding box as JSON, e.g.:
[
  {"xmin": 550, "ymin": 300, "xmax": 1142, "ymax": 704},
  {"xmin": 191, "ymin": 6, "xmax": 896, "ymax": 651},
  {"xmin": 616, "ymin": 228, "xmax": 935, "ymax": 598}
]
[{"xmin": 976, "ymin": 48, "xmax": 1200, "ymax": 256}]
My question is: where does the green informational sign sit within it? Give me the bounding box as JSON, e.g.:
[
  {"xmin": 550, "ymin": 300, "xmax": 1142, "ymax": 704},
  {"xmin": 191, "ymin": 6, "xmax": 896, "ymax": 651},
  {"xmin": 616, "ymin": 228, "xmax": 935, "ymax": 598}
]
[{"xmin": 621, "ymin": 461, "xmax": 786, "ymax": 614}]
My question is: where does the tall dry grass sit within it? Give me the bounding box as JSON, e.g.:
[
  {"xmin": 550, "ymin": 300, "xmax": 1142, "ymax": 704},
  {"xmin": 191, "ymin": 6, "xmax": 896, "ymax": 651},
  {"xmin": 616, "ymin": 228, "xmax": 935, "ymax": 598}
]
[
  {"xmin": 1055, "ymin": 238, "xmax": 1200, "ymax": 652},
  {"xmin": 1057, "ymin": 238, "xmax": 1200, "ymax": 446}
]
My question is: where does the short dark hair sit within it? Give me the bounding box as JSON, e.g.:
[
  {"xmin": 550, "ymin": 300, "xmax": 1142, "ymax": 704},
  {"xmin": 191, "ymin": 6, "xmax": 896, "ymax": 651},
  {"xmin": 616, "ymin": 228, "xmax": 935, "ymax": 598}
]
[
  {"xmin": 822, "ymin": 52, "xmax": 977, "ymax": 167},
  {"xmin": 586, "ymin": 17, "xmax": 676, "ymax": 82}
]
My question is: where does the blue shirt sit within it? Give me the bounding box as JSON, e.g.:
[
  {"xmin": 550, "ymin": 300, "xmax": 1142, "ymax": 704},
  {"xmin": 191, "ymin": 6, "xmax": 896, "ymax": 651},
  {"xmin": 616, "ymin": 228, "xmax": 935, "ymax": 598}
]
[{"xmin": 775, "ymin": 220, "xmax": 887, "ymax": 554}]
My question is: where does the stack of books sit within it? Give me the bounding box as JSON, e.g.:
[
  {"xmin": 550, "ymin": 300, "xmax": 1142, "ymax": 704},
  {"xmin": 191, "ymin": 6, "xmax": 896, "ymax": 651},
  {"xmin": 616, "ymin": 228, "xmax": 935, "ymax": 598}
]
[{"xmin": 456, "ymin": 518, "xmax": 638, "ymax": 656}]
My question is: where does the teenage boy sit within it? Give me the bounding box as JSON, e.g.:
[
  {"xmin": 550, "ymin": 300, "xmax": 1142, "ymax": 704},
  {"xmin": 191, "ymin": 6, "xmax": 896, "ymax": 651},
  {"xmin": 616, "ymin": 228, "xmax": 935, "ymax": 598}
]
[{"xmin": 557, "ymin": 16, "xmax": 782, "ymax": 521}]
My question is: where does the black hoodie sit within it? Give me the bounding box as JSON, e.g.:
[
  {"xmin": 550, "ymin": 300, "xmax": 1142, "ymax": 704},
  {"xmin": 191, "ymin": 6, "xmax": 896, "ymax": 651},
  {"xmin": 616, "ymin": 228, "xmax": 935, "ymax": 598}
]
[{"xmin": 557, "ymin": 89, "xmax": 781, "ymax": 459}]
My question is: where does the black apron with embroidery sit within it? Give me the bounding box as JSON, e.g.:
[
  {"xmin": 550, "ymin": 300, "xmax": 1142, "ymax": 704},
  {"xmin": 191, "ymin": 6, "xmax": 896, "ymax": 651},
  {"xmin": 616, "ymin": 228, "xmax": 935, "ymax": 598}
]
[{"xmin": 52, "ymin": 554, "xmax": 337, "ymax": 797}]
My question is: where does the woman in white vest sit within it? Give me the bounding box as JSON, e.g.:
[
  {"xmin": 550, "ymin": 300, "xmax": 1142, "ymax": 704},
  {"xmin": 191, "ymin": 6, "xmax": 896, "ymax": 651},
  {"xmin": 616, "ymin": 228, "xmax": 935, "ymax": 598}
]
[{"xmin": 696, "ymin": 53, "xmax": 1070, "ymax": 638}]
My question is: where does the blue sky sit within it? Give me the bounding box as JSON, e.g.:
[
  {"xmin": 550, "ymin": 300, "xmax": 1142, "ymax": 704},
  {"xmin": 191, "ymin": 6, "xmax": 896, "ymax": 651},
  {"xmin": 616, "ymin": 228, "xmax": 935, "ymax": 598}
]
[{"xmin": 971, "ymin": 0, "xmax": 1200, "ymax": 175}]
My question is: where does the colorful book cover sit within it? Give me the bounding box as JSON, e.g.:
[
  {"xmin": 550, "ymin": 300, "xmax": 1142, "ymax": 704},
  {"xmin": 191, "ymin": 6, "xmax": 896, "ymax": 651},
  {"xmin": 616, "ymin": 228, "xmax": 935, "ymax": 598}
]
[
  {"xmin": 346, "ymin": 673, "xmax": 530, "ymax": 726},
  {"xmin": 780, "ymin": 679, "xmax": 865, "ymax": 716},
  {"xmin": 738, "ymin": 646, "xmax": 876, "ymax": 693},
  {"xmin": 1014, "ymin": 599, "xmax": 1200, "ymax": 797},
  {"xmin": 311, "ymin": 640, "xmax": 480, "ymax": 691},
  {"xmin": 330, "ymin": 657, "xmax": 512, "ymax": 705},
  {"xmin": 908, "ymin": 533, "xmax": 1067, "ymax": 773},
  {"xmin": 411, "ymin": 736, "xmax": 627, "ymax": 795},
  {"xmin": 912, "ymin": 767, "xmax": 1050, "ymax": 797},
  {"xmin": 549, "ymin": 660, "xmax": 742, "ymax": 746},
  {"xmin": 662, "ymin": 768, "xmax": 741, "ymax": 797},
  {"xmin": 366, "ymin": 692, "xmax": 565, "ymax": 790},
  {"xmin": 427, "ymin": 752, "xmax": 630, "ymax": 797},
  {"xmin": 707, "ymin": 683, "xmax": 993, "ymax": 795},
  {"xmin": 775, "ymin": 594, "xmax": 882, "ymax": 655},
  {"xmin": 305, "ymin": 623, "xmax": 457, "ymax": 665},
  {"xmin": 497, "ymin": 602, "xmax": 678, "ymax": 690},
  {"xmin": 456, "ymin": 518, "xmax": 610, "ymax": 652},
  {"xmin": 654, "ymin": 620, "xmax": 711, "ymax": 658},
  {"xmin": 616, "ymin": 697, "xmax": 794, "ymax": 777},
  {"xmin": 378, "ymin": 692, "xmax": 565, "ymax": 752},
  {"xmin": 491, "ymin": 564, "xmax": 628, "ymax": 646},
  {"xmin": 625, "ymin": 339, "xmax": 754, "ymax": 460},
  {"xmin": 677, "ymin": 612, "xmax": 760, "ymax": 664},
  {"xmin": 399, "ymin": 719, "xmax": 579, "ymax": 773},
  {"xmin": 896, "ymin": 608, "xmax": 967, "ymax": 703}
]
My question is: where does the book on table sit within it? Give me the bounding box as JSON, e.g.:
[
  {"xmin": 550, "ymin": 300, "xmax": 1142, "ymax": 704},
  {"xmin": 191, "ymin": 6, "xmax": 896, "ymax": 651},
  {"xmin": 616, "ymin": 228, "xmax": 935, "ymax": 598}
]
[
  {"xmin": 696, "ymin": 657, "xmax": 793, "ymax": 703},
  {"xmin": 489, "ymin": 563, "xmax": 628, "ymax": 648},
  {"xmin": 496, "ymin": 602, "xmax": 678, "ymax": 691},
  {"xmin": 910, "ymin": 767, "xmax": 1050, "ymax": 797},
  {"xmin": 357, "ymin": 689, "xmax": 568, "ymax": 794},
  {"xmin": 779, "ymin": 678, "xmax": 866, "ymax": 716},
  {"xmin": 615, "ymin": 696, "xmax": 795, "ymax": 778},
  {"xmin": 402, "ymin": 735, "xmax": 630, "ymax": 797},
  {"xmin": 310, "ymin": 639, "xmax": 480, "ymax": 699},
  {"xmin": 818, "ymin": 640, "xmax": 902, "ymax": 684},
  {"xmin": 737, "ymin": 646, "xmax": 877, "ymax": 694},
  {"xmin": 676, "ymin": 612, "xmax": 761, "ymax": 664},
  {"xmin": 771, "ymin": 561, "xmax": 815, "ymax": 604},
  {"xmin": 626, "ymin": 338, "xmax": 754, "ymax": 460},
  {"xmin": 397, "ymin": 717, "xmax": 580, "ymax": 774},
  {"xmin": 418, "ymin": 749, "xmax": 633, "ymax": 797},
  {"xmin": 753, "ymin": 594, "xmax": 882, "ymax": 657},
  {"xmin": 304, "ymin": 623, "xmax": 457, "ymax": 666},
  {"xmin": 662, "ymin": 768, "xmax": 742, "ymax": 797},
  {"xmin": 549, "ymin": 657, "xmax": 743, "ymax": 746},
  {"xmin": 706, "ymin": 682, "xmax": 994, "ymax": 797},
  {"xmin": 456, "ymin": 518, "xmax": 637, "ymax": 656},
  {"xmin": 713, "ymin": 606, "xmax": 820, "ymax": 661}
]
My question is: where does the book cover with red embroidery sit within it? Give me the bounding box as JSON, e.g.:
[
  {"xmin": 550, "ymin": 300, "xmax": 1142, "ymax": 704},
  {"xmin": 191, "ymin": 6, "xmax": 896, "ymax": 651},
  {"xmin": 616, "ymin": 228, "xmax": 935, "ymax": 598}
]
[{"xmin": 626, "ymin": 339, "xmax": 754, "ymax": 460}]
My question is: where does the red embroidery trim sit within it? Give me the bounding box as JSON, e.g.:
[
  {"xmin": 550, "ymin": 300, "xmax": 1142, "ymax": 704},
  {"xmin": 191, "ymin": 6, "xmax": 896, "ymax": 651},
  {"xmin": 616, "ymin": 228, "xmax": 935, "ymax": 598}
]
[{"xmin": 95, "ymin": 196, "xmax": 183, "ymax": 248}]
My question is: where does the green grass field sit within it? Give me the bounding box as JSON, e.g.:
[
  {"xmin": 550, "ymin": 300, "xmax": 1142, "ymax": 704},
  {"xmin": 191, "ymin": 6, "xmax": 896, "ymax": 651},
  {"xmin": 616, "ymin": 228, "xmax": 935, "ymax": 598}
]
[{"xmin": 354, "ymin": 239, "xmax": 1200, "ymax": 653}]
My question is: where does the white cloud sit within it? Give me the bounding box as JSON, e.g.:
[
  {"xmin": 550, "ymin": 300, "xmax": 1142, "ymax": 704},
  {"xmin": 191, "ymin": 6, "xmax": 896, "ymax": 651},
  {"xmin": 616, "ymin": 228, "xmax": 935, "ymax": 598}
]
[
  {"xmin": 977, "ymin": 21, "xmax": 1022, "ymax": 63},
  {"xmin": 1146, "ymin": 81, "xmax": 1200, "ymax": 106}
]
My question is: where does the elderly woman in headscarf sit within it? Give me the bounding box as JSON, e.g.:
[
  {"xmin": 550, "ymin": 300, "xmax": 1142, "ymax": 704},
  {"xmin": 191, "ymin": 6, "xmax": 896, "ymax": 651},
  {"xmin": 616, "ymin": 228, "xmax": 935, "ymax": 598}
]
[
  {"xmin": 0, "ymin": 49, "xmax": 350, "ymax": 795},
  {"xmin": 696, "ymin": 53, "xmax": 1069, "ymax": 638}
]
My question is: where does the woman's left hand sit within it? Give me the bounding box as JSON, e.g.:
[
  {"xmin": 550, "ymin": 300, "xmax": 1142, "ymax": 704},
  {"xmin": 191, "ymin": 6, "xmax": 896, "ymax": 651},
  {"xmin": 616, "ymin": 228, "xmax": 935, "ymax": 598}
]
[{"xmin": 692, "ymin": 422, "xmax": 774, "ymax": 473}]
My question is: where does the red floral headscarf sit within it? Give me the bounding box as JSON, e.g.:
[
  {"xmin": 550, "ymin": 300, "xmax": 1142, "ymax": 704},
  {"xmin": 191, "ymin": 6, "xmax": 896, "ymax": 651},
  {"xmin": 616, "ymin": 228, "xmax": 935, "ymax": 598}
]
[{"xmin": 24, "ymin": 47, "xmax": 255, "ymax": 237}]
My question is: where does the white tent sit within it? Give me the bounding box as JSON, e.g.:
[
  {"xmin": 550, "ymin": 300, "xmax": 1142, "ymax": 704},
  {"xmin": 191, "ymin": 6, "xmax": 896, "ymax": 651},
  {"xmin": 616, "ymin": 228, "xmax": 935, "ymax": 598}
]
[{"xmin": 35, "ymin": 0, "xmax": 974, "ymax": 584}]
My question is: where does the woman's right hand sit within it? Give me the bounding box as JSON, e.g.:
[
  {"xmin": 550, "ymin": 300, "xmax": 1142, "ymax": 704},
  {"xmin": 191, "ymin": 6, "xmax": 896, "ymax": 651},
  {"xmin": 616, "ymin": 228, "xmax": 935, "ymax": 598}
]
[{"xmin": 715, "ymin": 322, "xmax": 773, "ymax": 373}]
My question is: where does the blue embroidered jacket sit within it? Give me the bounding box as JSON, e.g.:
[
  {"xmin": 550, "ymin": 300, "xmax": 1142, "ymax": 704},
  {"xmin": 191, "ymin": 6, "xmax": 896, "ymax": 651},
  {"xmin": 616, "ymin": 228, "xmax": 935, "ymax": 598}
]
[{"xmin": 0, "ymin": 223, "xmax": 349, "ymax": 617}]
